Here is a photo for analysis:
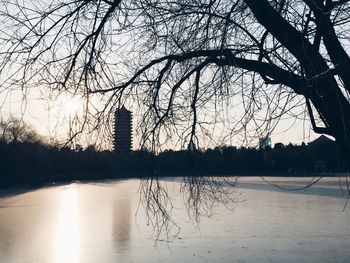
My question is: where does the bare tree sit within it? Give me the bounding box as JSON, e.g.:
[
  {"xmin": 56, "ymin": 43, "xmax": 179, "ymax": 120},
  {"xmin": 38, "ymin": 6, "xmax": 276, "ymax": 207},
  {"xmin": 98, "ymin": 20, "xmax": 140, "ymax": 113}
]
[
  {"xmin": 0, "ymin": 117, "xmax": 42, "ymax": 144},
  {"xmin": 1, "ymin": 0, "xmax": 349, "ymax": 154},
  {"xmin": 1, "ymin": 0, "xmax": 350, "ymax": 235}
]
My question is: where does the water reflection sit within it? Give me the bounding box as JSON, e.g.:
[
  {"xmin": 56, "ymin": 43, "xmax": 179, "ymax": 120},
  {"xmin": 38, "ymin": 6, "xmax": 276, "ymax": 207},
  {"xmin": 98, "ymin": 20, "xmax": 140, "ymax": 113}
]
[
  {"xmin": 0, "ymin": 178, "xmax": 349, "ymax": 263},
  {"xmin": 112, "ymin": 198, "xmax": 131, "ymax": 246},
  {"xmin": 54, "ymin": 187, "xmax": 80, "ymax": 263}
]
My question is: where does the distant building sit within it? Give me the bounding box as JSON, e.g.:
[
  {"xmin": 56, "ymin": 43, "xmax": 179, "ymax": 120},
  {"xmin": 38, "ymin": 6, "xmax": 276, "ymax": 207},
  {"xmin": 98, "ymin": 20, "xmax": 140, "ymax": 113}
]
[
  {"xmin": 308, "ymin": 135, "xmax": 336, "ymax": 173},
  {"xmin": 308, "ymin": 135, "xmax": 334, "ymax": 147},
  {"xmin": 274, "ymin": 142, "xmax": 284, "ymax": 149},
  {"xmin": 259, "ymin": 137, "xmax": 272, "ymax": 150},
  {"xmin": 113, "ymin": 106, "xmax": 133, "ymax": 154}
]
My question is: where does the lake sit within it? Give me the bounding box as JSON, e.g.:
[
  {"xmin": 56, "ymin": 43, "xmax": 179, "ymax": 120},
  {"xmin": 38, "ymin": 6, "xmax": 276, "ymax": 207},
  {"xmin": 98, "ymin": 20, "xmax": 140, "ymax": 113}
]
[{"xmin": 0, "ymin": 177, "xmax": 349, "ymax": 262}]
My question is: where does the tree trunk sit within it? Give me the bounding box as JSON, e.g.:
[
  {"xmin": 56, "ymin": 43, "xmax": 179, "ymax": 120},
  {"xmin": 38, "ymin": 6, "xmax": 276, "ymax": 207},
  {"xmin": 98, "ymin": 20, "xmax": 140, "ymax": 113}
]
[{"xmin": 244, "ymin": 0, "xmax": 350, "ymax": 164}]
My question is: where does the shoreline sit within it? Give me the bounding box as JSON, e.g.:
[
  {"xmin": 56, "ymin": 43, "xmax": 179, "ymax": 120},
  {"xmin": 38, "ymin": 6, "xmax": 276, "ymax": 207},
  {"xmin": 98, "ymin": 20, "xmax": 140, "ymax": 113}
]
[{"xmin": 1, "ymin": 172, "xmax": 349, "ymax": 191}]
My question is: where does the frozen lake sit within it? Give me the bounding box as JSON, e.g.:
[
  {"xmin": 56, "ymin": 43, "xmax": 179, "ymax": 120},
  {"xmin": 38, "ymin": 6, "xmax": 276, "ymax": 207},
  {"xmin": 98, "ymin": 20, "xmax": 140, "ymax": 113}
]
[{"xmin": 0, "ymin": 177, "xmax": 349, "ymax": 262}]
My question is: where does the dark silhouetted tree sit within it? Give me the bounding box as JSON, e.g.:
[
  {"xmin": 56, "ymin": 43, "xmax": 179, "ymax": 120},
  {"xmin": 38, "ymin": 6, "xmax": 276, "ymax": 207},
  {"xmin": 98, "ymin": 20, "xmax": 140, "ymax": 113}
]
[
  {"xmin": 0, "ymin": 0, "xmax": 349, "ymax": 156},
  {"xmin": 1, "ymin": 0, "xmax": 350, "ymax": 235}
]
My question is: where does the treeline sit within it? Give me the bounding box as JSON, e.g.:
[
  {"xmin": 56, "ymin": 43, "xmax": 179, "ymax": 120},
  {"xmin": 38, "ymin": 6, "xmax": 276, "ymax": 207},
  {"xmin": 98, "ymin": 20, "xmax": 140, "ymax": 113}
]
[
  {"xmin": 0, "ymin": 119, "xmax": 348, "ymax": 187},
  {"xmin": 0, "ymin": 142, "xmax": 151, "ymax": 185},
  {"xmin": 156, "ymin": 141, "xmax": 346, "ymax": 176},
  {"xmin": 0, "ymin": 118, "xmax": 147, "ymax": 186},
  {"xmin": 0, "ymin": 136, "xmax": 347, "ymax": 187},
  {"xmin": 0, "ymin": 139, "xmax": 155, "ymax": 186}
]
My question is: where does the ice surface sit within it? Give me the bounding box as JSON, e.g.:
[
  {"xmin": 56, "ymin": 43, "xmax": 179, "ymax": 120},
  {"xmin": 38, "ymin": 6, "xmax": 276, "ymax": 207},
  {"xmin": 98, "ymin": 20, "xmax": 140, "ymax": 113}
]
[{"xmin": 0, "ymin": 177, "xmax": 349, "ymax": 263}]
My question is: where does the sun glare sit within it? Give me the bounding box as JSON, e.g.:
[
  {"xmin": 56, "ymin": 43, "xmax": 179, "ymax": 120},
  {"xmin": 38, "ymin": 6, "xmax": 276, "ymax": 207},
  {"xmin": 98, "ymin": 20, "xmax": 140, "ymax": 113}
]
[
  {"xmin": 57, "ymin": 94, "xmax": 84, "ymax": 117},
  {"xmin": 54, "ymin": 187, "xmax": 80, "ymax": 263}
]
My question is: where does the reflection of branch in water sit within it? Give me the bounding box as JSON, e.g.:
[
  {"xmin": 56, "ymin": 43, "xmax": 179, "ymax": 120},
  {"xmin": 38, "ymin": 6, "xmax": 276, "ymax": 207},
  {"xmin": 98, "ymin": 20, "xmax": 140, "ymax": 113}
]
[
  {"xmin": 139, "ymin": 176, "xmax": 238, "ymax": 241},
  {"xmin": 259, "ymin": 176, "xmax": 323, "ymax": 191},
  {"xmin": 139, "ymin": 178, "xmax": 180, "ymax": 241},
  {"xmin": 139, "ymin": 174, "xmax": 350, "ymax": 240},
  {"xmin": 182, "ymin": 176, "xmax": 237, "ymax": 222},
  {"xmin": 339, "ymin": 175, "xmax": 350, "ymax": 211},
  {"xmin": 260, "ymin": 176, "xmax": 350, "ymax": 211}
]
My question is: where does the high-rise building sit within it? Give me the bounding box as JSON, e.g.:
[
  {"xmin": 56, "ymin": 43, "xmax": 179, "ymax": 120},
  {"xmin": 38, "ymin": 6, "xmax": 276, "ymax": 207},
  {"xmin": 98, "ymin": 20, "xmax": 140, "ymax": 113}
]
[
  {"xmin": 259, "ymin": 137, "xmax": 272, "ymax": 150},
  {"xmin": 113, "ymin": 106, "xmax": 133, "ymax": 154}
]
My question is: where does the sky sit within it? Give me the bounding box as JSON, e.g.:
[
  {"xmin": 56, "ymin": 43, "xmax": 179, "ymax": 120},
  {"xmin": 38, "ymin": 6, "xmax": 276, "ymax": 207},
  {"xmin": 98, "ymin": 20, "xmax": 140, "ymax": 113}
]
[
  {"xmin": 0, "ymin": 87, "xmax": 321, "ymax": 150},
  {"xmin": 0, "ymin": 0, "xmax": 331, "ymax": 151}
]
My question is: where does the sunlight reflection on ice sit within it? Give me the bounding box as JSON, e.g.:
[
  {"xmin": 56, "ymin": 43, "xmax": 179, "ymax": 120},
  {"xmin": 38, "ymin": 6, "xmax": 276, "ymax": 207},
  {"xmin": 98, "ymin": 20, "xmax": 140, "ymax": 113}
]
[
  {"xmin": 0, "ymin": 178, "xmax": 349, "ymax": 263},
  {"xmin": 54, "ymin": 186, "xmax": 80, "ymax": 263}
]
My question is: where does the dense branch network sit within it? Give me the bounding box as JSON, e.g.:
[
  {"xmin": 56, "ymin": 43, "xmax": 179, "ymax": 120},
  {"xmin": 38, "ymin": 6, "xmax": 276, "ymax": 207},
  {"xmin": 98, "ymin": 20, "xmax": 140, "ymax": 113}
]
[
  {"xmin": 1, "ymin": 0, "xmax": 350, "ymax": 151},
  {"xmin": 1, "ymin": 0, "xmax": 350, "ymax": 234}
]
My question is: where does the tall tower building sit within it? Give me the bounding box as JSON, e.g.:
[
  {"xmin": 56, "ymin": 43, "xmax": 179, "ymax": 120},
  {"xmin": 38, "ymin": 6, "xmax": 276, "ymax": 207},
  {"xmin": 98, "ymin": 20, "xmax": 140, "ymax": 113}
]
[{"xmin": 114, "ymin": 106, "xmax": 133, "ymax": 154}]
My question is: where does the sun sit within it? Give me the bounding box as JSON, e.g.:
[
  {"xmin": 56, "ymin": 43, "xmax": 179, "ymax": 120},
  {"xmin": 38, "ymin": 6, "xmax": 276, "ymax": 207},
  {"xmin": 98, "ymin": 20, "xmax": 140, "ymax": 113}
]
[
  {"xmin": 46, "ymin": 93, "xmax": 86, "ymax": 138},
  {"xmin": 57, "ymin": 93, "xmax": 84, "ymax": 117}
]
